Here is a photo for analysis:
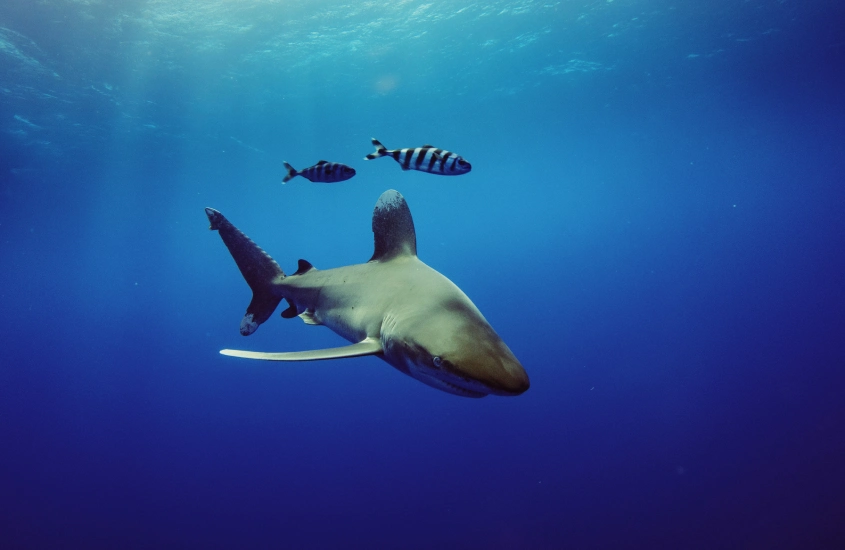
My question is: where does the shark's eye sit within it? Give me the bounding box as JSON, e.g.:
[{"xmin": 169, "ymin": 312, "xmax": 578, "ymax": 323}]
[{"xmin": 432, "ymin": 356, "xmax": 443, "ymax": 368}]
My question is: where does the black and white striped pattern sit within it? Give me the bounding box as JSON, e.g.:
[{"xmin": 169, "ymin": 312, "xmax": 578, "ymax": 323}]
[
  {"xmin": 283, "ymin": 160, "xmax": 356, "ymax": 184},
  {"xmin": 365, "ymin": 138, "xmax": 472, "ymax": 176}
]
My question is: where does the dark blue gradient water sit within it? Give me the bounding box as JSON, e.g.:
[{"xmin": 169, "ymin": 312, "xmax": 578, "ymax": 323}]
[{"xmin": 2, "ymin": 1, "xmax": 844, "ymax": 548}]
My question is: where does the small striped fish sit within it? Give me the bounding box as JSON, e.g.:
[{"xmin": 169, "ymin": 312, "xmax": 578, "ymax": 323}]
[
  {"xmin": 364, "ymin": 138, "xmax": 471, "ymax": 176},
  {"xmin": 283, "ymin": 160, "xmax": 356, "ymax": 184}
]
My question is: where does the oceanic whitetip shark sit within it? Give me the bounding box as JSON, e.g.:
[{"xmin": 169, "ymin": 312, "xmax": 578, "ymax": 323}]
[{"xmin": 205, "ymin": 189, "xmax": 529, "ymax": 398}]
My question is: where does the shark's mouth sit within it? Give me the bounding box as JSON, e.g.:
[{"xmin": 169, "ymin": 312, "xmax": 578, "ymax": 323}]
[{"xmin": 412, "ymin": 368, "xmax": 489, "ymax": 398}]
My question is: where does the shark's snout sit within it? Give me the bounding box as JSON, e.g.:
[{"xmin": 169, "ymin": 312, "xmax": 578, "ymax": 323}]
[
  {"xmin": 474, "ymin": 353, "xmax": 530, "ymax": 396},
  {"xmin": 494, "ymin": 362, "xmax": 530, "ymax": 395},
  {"xmin": 432, "ymin": 330, "xmax": 529, "ymax": 397}
]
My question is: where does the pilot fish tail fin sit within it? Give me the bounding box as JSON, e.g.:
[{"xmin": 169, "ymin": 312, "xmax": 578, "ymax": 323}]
[
  {"xmin": 205, "ymin": 208, "xmax": 286, "ymax": 335},
  {"xmin": 365, "ymin": 138, "xmax": 389, "ymax": 160},
  {"xmin": 282, "ymin": 161, "xmax": 298, "ymax": 184}
]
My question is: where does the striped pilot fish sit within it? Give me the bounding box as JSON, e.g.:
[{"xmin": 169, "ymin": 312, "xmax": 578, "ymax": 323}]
[
  {"xmin": 364, "ymin": 138, "xmax": 471, "ymax": 176},
  {"xmin": 282, "ymin": 160, "xmax": 356, "ymax": 184}
]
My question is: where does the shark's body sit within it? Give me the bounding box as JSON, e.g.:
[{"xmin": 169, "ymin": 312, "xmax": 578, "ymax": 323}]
[{"xmin": 206, "ymin": 190, "xmax": 529, "ymax": 398}]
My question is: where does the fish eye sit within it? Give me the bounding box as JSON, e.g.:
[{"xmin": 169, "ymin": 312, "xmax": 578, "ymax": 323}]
[
  {"xmin": 458, "ymin": 159, "xmax": 468, "ymax": 165},
  {"xmin": 432, "ymin": 356, "xmax": 443, "ymax": 368}
]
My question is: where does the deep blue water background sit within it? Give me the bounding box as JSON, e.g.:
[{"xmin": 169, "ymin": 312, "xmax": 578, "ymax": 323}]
[{"xmin": 2, "ymin": 1, "xmax": 844, "ymax": 548}]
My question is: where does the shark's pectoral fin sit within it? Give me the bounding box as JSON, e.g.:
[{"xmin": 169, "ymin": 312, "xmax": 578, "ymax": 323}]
[{"xmin": 220, "ymin": 337, "xmax": 383, "ymax": 362}]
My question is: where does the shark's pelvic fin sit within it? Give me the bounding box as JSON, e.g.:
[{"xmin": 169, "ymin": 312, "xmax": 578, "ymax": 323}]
[
  {"xmin": 369, "ymin": 189, "xmax": 417, "ymax": 262},
  {"xmin": 220, "ymin": 337, "xmax": 383, "ymax": 362},
  {"xmin": 206, "ymin": 208, "xmax": 285, "ymax": 336},
  {"xmin": 298, "ymin": 310, "xmax": 322, "ymax": 325}
]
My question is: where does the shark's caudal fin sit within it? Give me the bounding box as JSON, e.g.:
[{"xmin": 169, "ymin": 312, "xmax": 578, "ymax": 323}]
[
  {"xmin": 282, "ymin": 161, "xmax": 297, "ymax": 184},
  {"xmin": 364, "ymin": 138, "xmax": 389, "ymax": 160},
  {"xmin": 206, "ymin": 208, "xmax": 285, "ymax": 335},
  {"xmin": 369, "ymin": 189, "xmax": 417, "ymax": 262}
]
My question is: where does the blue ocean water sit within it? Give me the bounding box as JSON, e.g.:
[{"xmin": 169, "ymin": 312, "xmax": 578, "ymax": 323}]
[{"xmin": 2, "ymin": 1, "xmax": 844, "ymax": 548}]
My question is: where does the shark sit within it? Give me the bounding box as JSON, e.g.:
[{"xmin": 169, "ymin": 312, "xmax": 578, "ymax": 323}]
[{"xmin": 205, "ymin": 189, "xmax": 529, "ymax": 398}]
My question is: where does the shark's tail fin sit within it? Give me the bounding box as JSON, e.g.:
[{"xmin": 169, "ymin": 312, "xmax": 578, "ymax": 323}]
[
  {"xmin": 206, "ymin": 208, "xmax": 285, "ymax": 335},
  {"xmin": 282, "ymin": 161, "xmax": 297, "ymax": 184},
  {"xmin": 365, "ymin": 138, "xmax": 389, "ymax": 160}
]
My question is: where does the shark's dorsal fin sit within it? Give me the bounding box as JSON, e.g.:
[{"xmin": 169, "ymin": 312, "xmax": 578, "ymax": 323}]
[
  {"xmin": 293, "ymin": 259, "xmax": 315, "ymax": 276},
  {"xmin": 316, "ymin": 160, "xmax": 329, "ymax": 164},
  {"xmin": 422, "ymin": 144, "xmax": 434, "ymax": 148},
  {"xmin": 220, "ymin": 337, "xmax": 383, "ymax": 362},
  {"xmin": 370, "ymin": 189, "xmax": 417, "ymax": 261}
]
